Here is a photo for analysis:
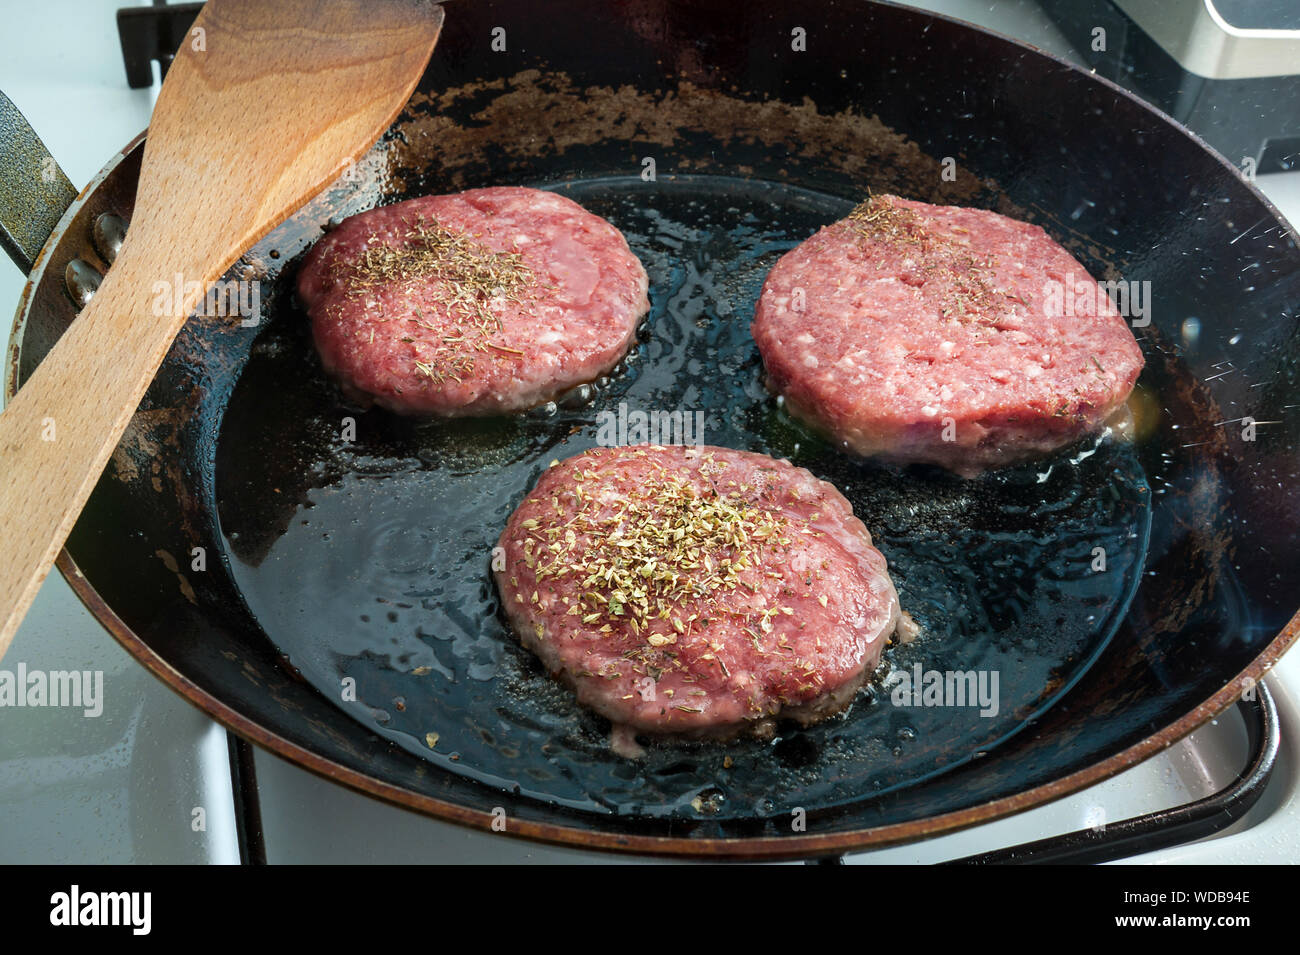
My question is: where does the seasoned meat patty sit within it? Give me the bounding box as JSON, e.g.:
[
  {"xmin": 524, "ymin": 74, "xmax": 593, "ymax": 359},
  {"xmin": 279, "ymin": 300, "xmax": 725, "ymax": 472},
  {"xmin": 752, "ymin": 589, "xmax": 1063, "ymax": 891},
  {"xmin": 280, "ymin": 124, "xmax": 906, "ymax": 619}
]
[
  {"xmin": 752, "ymin": 195, "xmax": 1144, "ymax": 475},
  {"xmin": 297, "ymin": 186, "xmax": 649, "ymax": 416},
  {"xmin": 494, "ymin": 445, "xmax": 904, "ymax": 744}
]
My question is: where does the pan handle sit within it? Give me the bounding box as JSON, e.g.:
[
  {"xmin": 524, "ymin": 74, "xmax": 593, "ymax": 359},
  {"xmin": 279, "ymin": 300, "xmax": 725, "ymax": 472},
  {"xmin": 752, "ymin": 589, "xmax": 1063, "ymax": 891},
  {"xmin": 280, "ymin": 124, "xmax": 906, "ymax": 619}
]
[
  {"xmin": 945, "ymin": 682, "xmax": 1280, "ymax": 865},
  {"xmin": 0, "ymin": 89, "xmax": 78, "ymax": 276}
]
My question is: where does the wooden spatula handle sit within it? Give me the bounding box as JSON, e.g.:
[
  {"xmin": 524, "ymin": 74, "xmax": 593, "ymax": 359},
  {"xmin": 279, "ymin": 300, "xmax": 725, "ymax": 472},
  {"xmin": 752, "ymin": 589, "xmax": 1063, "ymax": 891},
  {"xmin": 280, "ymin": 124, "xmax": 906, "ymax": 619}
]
[{"xmin": 0, "ymin": 245, "xmax": 204, "ymax": 655}]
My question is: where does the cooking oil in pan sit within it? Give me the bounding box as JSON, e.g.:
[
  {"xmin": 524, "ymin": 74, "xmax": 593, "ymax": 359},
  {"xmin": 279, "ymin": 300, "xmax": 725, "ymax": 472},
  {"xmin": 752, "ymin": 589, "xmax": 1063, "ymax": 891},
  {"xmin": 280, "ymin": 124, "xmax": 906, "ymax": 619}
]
[{"xmin": 215, "ymin": 175, "xmax": 1151, "ymax": 820}]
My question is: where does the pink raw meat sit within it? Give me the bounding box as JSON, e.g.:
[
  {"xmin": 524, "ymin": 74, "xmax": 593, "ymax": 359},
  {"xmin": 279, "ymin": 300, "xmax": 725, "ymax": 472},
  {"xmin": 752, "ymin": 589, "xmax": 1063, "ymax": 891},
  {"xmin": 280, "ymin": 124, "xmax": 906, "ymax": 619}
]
[
  {"xmin": 494, "ymin": 445, "xmax": 904, "ymax": 742},
  {"xmin": 752, "ymin": 195, "xmax": 1144, "ymax": 475},
  {"xmin": 297, "ymin": 186, "xmax": 649, "ymax": 416}
]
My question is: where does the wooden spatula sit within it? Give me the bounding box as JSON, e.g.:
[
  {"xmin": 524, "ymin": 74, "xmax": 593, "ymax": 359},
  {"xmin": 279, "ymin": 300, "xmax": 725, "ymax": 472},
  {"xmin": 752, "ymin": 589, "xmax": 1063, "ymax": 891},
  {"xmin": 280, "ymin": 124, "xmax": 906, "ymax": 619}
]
[{"xmin": 0, "ymin": 0, "xmax": 443, "ymax": 657}]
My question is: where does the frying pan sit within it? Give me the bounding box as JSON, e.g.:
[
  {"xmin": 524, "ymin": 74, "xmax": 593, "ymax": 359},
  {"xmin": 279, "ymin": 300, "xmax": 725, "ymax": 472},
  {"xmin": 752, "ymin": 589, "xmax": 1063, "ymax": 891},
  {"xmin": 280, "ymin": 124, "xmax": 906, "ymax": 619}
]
[{"xmin": 4, "ymin": 0, "xmax": 1299, "ymax": 859}]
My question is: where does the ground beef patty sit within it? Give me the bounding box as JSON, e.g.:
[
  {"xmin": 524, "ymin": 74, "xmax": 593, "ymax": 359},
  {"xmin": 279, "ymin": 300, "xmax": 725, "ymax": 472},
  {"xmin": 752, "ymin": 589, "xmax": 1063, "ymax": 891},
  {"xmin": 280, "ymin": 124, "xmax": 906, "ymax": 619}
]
[
  {"xmin": 494, "ymin": 445, "xmax": 904, "ymax": 744},
  {"xmin": 752, "ymin": 195, "xmax": 1144, "ymax": 475},
  {"xmin": 297, "ymin": 187, "xmax": 649, "ymax": 416}
]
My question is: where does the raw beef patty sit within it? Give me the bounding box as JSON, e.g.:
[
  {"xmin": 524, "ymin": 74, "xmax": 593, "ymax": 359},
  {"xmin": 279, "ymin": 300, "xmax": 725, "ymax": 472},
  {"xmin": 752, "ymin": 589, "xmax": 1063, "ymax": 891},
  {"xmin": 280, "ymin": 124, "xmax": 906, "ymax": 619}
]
[
  {"xmin": 297, "ymin": 186, "xmax": 649, "ymax": 416},
  {"xmin": 494, "ymin": 445, "xmax": 904, "ymax": 742},
  {"xmin": 752, "ymin": 195, "xmax": 1144, "ymax": 474}
]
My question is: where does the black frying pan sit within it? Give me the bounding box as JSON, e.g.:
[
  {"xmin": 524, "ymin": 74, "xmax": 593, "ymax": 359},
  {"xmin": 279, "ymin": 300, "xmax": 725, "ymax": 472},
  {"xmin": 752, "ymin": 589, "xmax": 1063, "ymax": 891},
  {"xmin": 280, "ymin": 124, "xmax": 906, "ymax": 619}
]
[{"xmin": 4, "ymin": 0, "xmax": 1299, "ymax": 859}]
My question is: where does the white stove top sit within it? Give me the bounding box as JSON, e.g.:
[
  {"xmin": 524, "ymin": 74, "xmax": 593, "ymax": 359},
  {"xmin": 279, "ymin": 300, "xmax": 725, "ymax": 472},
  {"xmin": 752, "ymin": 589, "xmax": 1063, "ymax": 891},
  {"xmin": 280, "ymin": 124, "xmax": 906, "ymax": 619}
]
[{"xmin": 1, "ymin": 0, "xmax": 1297, "ymax": 864}]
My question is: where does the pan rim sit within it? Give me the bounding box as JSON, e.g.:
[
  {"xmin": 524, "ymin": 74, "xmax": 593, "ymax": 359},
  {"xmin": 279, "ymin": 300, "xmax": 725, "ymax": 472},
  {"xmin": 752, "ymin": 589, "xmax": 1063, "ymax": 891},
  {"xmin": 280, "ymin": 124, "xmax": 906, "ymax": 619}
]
[
  {"xmin": 8, "ymin": 4, "xmax": 1300, "ymax": 857},
  {"xmin": 37, "ymin": 549, "xmax": 1300, "ymax": 859}
]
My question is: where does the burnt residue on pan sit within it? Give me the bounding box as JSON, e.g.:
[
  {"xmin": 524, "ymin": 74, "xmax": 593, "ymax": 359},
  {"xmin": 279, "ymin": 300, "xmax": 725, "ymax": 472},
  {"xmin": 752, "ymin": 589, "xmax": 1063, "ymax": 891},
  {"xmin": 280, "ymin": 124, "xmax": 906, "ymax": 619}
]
[{"xmin": 389, "ymin": 69, "xmax": 989, "ymax": 203}]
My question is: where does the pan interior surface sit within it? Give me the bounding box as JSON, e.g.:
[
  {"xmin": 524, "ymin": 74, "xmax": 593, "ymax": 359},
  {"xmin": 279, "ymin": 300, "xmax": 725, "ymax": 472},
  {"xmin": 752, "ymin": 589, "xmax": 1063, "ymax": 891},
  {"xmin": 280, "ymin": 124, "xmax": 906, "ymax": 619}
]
[{"xmin": 214, "ymin": 173, "xmax": 1152, "ymax": 820}]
